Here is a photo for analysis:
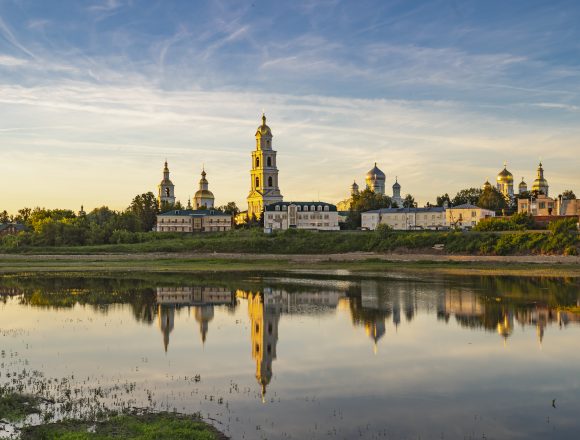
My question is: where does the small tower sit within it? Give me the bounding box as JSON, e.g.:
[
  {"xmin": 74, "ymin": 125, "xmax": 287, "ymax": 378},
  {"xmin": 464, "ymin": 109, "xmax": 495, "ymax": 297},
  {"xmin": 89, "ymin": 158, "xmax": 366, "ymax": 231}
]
[
  {"xmin": 247, "ymin": 114, "xmax": 283, "ymax": 219},
  {"xmin": 365, "ymin": 162, "xmax": 386, "ymax": 194},
  {"xmin": 158, "ymin": 161, "xmax": 176, "ymax": 206},
  {"xmin": 392, "ymin": 177, "xmax": 402, "ymax": 207},
  {"xmin": 193, "ymin": 168, "xmax": 215, "ymax": 209},
  {"xmin": 518, "ymin": 177, "xmax": 527, "ymax": 195},
  {"xmin": 532, "ymin": 162, "xmax": 549, "ymax": 196},
  {"xmin": 350, "ymin": 180, "xmax": 359, "ymax": 197},
  {"xmin": 482, "ymin": 179, "xmax": 492, "ymax": 191},
  {"xmin": 78, "ymin": 205, "xmax": 86, "ymax": 217}
]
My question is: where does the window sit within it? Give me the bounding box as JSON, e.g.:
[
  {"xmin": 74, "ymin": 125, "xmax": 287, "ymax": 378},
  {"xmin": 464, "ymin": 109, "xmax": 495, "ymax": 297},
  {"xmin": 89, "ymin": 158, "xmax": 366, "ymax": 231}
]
[
  {"xmin": 317, "ymin": 205, "xmax": 322, "ymax": 211},
  {"xmin": 268, "ymin": 176, "xmax": 273, "ymax": 187},
  {"xmin": 304, "ymin": 206, "xmax": 308, "ymax": 211},
  {"xmin": 471, "ymin": 211, "xmax": 477, "ymax": 218},
  {"xmin": 539, "ymin": 202, "xmax": 546, "ymax": 209},
  {"xmin": 165, "ymin": 188, "xmax": 170, "ymax": 197},
  {"xmin": 255, "ymin": 177, "xmax": 259, "ymax": 188},
  {"xmin": 310, "ymin": 205, "xmax": 315, "ymax": 211},
  {"xmin": 267, "ymin": 157, "xmax": 272, "ymax": 167},
  {"xmin": 297, "ymin": 206, "xmax": 301, "ymax": 211},
  {"xmin": 282, "ymin": 205, "xmax": 287, "ymax": 211},
  {"xmin": 256, "ymin": 157, "xmax": 260, "ymax": 167},
  {"xmin": 275, "ymin": 205, "xmax": 280, "ymax": 211},
  {"xmin": 324, "ymin": 206, "xmax": 329, "ymax": 212}
]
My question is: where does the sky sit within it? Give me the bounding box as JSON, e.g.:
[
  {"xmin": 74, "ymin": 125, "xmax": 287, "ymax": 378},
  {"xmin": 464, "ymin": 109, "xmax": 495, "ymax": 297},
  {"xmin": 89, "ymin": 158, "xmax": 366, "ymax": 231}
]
[{"xmin": 0, "ymin": 0, "xmax": 579, "ymax": 214}]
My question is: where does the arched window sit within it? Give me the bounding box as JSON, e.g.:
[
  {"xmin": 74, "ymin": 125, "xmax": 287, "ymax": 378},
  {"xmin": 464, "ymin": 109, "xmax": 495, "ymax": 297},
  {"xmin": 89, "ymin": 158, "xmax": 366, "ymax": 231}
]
[
  {"xmin": 255, "ymin": 177, "xmax": 259, "ymax": 188},
  {"xmin": 165, "ymin": 188, "xmax": 170, "ymax": 197},
  {"xmin": 267, "ymin": 157, "xmax": 272, "ymax": 167},
  {"xmin": 324, "ymin": 206, "xmax": 329, "ymax": 212},
  {"xmin": 256, "ymin": 157, "xmax": 260, "ymax": 167},
  {"xmin": 317, "ymin": 205, "xmax": 322, "ymax": 211},
  {"xmin": 304, "ymin": 206, "xmax": 308, "ymax": 211},
  {"xmin": 268, "ymin": 176, "xmax": 273, "ymax": 187}
]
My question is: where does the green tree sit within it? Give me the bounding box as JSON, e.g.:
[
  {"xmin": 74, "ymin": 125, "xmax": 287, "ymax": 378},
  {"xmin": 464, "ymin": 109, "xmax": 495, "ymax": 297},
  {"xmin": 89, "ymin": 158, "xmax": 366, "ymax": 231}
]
[
  {"xmin": 346, "ymin": 188, "xmax": 392, "ymax": 229},
  {"xmin": 218, "ymin": 202, "xmax": 240, "ymax": 216},
  {"xmin": 452, "ymin": 188, "xmax": 482, "ymax": 206},
  {"xmin": 128, "ymin": 192, "xmax": 159, "ymax": 232},
  {"xmin": 477, "ymin": 187, "xmax": 507, "ymax": 212},
  {"xmin": 0, "ymin": 210, "xmax": 10, "ymax": 223},
  {"xmin": 436, "ymin": 193, "xmax": 451, "ymax": 207},
  {"xmin": 562, "ymin": 190, "xmax": 576, "ymax": 199},
  {"xmin": 402, "ymin": 194, "xmax": 416, "ymax": 208}
]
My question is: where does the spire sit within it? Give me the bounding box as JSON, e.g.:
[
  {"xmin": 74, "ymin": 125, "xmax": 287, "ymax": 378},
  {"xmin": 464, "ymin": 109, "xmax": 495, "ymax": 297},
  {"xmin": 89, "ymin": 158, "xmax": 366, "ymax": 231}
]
[{"xmin": 262, "ymin": 113, "xmax": 266, "ymax": 126}]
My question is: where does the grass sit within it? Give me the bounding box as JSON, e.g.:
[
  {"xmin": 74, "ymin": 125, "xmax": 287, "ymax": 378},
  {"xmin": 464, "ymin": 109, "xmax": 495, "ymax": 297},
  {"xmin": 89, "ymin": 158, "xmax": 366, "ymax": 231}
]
[
  {"xmin": 20, "ymin": 412, "xmax": 223, "ymax": 440},
  {"xmin": 0, "ymin": 390, "xmax": 42, "ymax": 422}
]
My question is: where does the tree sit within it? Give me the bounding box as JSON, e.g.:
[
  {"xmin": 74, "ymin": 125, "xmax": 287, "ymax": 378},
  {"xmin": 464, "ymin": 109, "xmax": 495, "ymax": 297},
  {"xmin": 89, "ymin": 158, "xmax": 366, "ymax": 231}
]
[
  {"xmin": 346, "ymin": 188, "xmax": 392, "ymax": 229},
  {"xmin": 218, "ymin": 202, "xmax": 240, "ymax": 216},
  {"xmin": 562, "ymin": 190, "xmax": 576, "ymax": 200},
  {"xmin": 452, "ymin": 188, "xmax": 482, "ymax": 206},
  {"xmin": 0, "ymin": 210, "xmax": 10, "ymax": 223},
  {"xmin": 402, "ymin": 194, "xmax": 415, "ymax": 208},
  {"xmin": 128, "ymin": 192, "xmax": 159, "ymax": 232},
  {"xmin": 436, "ymin": 193, "xmax": 451, "ymax": 207},
  {"xmin": 477, "ymin": 187, "xmax": 507, "ymax": 213}
]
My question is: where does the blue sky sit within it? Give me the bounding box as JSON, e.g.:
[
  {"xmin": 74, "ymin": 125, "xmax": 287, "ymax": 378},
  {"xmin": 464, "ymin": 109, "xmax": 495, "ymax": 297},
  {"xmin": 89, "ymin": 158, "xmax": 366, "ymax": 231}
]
[{"xmin": 0, "ymin": 0, "xmax": 579, "ymax": 213}]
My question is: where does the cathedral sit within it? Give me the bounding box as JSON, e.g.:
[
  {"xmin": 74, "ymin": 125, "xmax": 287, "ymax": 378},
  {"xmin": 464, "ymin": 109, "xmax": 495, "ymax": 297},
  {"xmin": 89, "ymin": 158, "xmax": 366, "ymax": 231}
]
[
  {"xmin": 246, "ymin": 114, "xmax": 283, "ymax": 219},
  {"xmin": 337, "ymin": 163, "xmax": 403, "ymax": 210},
  {"xmin": 485, "ymin": 161, "xmax": 549, "ymax": 198}
]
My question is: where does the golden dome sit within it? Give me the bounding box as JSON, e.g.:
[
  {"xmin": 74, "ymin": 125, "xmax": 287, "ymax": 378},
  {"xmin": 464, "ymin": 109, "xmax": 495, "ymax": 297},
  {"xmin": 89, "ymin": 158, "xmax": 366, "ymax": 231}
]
[
  {"xmin": 256, "ymin": 113, "xmax": 272, "ymax": 137},
  {"xmin": 496, "ymin": 165, "xmax": 513, "ymax": 183}
]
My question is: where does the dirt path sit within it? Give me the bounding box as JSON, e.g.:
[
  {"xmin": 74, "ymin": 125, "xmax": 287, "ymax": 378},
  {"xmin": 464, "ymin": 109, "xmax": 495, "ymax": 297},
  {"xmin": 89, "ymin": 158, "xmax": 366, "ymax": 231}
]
[{"xmin": 1, "ymin": 252, "xmax": 579, "ymax": 264}]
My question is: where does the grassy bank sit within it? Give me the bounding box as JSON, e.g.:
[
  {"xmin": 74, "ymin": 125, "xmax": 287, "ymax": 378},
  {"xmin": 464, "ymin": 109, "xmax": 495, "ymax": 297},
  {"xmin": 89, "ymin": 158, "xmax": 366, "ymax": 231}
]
[
  {"xmin": 0, "ymin": 388, "xmax": 224, "ymax": 440},
  {"xmin": 20, "ymin": 412, "xmax": 224, "ymax": 440},
  {"xmin": 2, "ymin": 226, "xmax": 578, "ymax": 256},
  {"xmin": 1, "ymin": 254, "xmax": 580, "ymax": 277}
]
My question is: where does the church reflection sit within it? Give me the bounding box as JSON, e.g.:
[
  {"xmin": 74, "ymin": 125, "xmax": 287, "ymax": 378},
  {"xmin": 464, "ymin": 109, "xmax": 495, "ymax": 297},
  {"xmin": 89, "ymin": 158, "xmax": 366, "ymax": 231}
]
[{"xmin": 154, "ymin": 278, "xmax": 580, "ymax": 400}]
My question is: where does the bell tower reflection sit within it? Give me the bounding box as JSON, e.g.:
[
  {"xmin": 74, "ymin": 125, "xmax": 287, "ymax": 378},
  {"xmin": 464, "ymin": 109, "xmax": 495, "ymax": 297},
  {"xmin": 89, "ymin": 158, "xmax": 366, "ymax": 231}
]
[
  {"xmin": 157, "ymin": 305, "xmax": 174, "ymax": 353},
  {"xmin": 247, "ymin": 289, "xmax": 280, "ymax": 402}
]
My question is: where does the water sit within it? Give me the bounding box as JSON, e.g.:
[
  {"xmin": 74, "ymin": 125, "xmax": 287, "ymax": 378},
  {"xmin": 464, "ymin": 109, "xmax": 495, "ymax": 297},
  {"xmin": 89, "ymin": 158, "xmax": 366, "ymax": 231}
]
[{"xmin": 1, "ymin": 271, "xmax": 579, "ymax": 439}]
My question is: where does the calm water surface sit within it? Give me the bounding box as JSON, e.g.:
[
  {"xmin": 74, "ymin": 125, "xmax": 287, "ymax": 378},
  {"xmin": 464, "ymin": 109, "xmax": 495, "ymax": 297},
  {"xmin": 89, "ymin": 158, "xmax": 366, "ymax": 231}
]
[{"xmin": 1, "ymin": 272, "xmax": 580, "ymax": 439}]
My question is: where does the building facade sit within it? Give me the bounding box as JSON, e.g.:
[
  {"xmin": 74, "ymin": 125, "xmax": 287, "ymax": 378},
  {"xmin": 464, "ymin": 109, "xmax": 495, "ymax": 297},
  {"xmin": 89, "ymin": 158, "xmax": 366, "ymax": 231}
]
[
  {"xmin": 193, "ymin": 169, "xmax": 215, "ymax": 209},
  {"xmin": 361, "ymin": 206, "xmax": 446, "ymax": 231},
  {"xmin": 518, "ymin": 194, "xmax": 579, "ymax": 217},
  {"xmin": 156, "ymin": 209, "xmax": 232, "ymax": 233},
  {"xmin": 263, "ymin": 202, "xmax": 340, "ymax": 232},
  {"xmin": 446, "ymin": 204, "xmax": 495, "ymax": 229},
  {"xmin": 247, "ymin": 114, "xmax": 283, "ymax": 219},
  {"xmin": 157, "ymin": 161, "xmax": 176, "ymax": 206}
]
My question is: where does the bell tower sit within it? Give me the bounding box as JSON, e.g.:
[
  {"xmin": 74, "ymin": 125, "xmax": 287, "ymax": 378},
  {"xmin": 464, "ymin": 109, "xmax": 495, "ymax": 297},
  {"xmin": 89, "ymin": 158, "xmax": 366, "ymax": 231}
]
[
  {"xmin": 158, "ymin": 161, "xmax": 175, "ymax": 206},
  {"xmin": 247, "ymin": 114, "xmax": 283, "ymax": 219}
]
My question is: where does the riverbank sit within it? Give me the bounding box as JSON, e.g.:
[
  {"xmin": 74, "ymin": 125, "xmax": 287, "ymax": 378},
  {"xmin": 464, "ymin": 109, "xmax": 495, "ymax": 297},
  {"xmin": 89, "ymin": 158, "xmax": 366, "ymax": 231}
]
[
  {"xmin": 1, "ymin": 252, "xmax": 580, "ymax": 277},
  {"xmin": 0, "ymin": 390, "xmax": 226, "ymax": 440}
]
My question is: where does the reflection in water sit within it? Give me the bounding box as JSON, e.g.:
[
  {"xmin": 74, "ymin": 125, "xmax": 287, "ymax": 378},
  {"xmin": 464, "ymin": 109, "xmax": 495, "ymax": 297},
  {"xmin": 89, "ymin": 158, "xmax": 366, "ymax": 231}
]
[{"xmin": 2, "ymin": 273, "xmax": 580, "ymax": 439}]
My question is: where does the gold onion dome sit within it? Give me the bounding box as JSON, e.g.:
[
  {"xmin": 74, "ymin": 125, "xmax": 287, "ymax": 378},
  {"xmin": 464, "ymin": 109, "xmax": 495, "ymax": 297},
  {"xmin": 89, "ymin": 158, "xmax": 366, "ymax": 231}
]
[
  {"xmin": 366, "ymin": 162, "xmax": 386, "ymax": 180},
  {"xmin": 482, "ymin": 179, "xmax": 492, "ymax": 190},
  {"xmin": 519, "ymin": 178, "xmax": 527, "ymax": 188},
  {"xmin": 256, "ymin": 113, "xmax": 272, "ymax": 137},
  {"xmin": 497, "ymin": 164, "xmax": 513, "ymax": 183}
]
